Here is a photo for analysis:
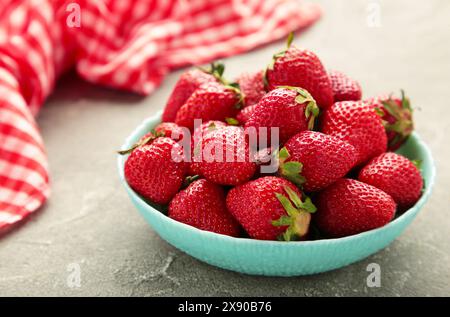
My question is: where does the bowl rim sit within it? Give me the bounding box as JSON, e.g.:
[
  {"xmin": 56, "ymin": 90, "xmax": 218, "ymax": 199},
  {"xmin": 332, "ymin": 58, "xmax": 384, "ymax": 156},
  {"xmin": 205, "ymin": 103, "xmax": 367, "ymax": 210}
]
[{"xmin": 117, "ymin": 111, "xmax": 436, "ymax": 247}]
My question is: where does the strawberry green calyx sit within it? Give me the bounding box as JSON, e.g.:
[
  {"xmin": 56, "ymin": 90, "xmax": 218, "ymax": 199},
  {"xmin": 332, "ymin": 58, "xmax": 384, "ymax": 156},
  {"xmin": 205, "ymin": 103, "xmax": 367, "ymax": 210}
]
[
  {"xmin": 267, "ymin": 51, "xmax": 286, "ymax": 72},
  {"xmin": 268, "ymin": 32, "xmax": 294, "ymax": 71},
  {"xmin": 373, "ymin": 107, "xmax": 385, "ymax": 117},
  {"xmin": 272, "ymin": 185, "xmax": 316, "ymax": 241},
  {"xmin": 411, "ymin": 159, "xmax": 422, "ymax": 170},
  {"xmin": 381, "ymin": 90, "xmax": 414, "ymax": 149},
  {"xmin": 199, "ymin": 62, "xmax": 245, "ymax": 109},
  {"xmin": 264, "ymin": 32, "xmax": 295, "ymax": 88},
  {"xmin": 211, "ymin": 62, "xmax": 225, "ymax": 80},
  {"xmin": 183, "ymin": 175, "xmax": 200, "ymax": 187},
  {"xmin": 225, "ymin": 117, "xmax": 240, "ymax": 126},
  {"xmin": 207, "ymin": 122, "xmax": 218, "ymax": 131},
  {"xmin": 299, "ymin": 91, "xmax": 320, "ymax": 130},
  {"xmin": 198, "ymin": 62, "xmax": 225, "ymax": 82},
  {"xmin": 225, "ymin": 82, "xmax": 245, "ymax": 109},
  {"xmin": 278, "ymin": 86, "xmax": 319, "ymax": 130},
  {"xmin": 286, "ymin": 31, "xmax": 294, "ymax": 48},
  {"xmin": 278, "ymin": 147, "xmax": 306, "ymax": 186},
  {"xmin": 117, "ymin": 129, "xmax": 165, "ymax": 155},
  {"xmin": 283, "ymin": 185, "xmax": 316, "ymax": 213}
]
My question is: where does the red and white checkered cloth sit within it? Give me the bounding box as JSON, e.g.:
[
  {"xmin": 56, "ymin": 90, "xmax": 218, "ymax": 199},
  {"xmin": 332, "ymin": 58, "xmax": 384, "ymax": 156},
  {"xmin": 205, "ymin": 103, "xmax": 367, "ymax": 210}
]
[{"xmin": 0, "ymin": 0, "xmax": 321, "ymax": 233}]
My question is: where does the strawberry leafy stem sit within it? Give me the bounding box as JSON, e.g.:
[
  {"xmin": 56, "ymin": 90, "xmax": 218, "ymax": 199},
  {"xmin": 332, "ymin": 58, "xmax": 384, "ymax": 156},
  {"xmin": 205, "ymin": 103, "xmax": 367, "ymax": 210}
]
[
  {"xmin": 117, "ymin": 129, "xmax": 165, "ymax": 155},
  {"xmin": 263, "ymin": 32, "xmax": 295, "ymax": 88},
  {"xmin": 380, "ymin": 90, "xmax": 414, "ymax": 149},
  {"xmin": 183, "ymin": 175, "xmax": 200, "ymax": 187},
  {"xmin": 272, "ymin": 185, "xmax": 316, "ymax": 241},
  {"xmin": 198, "ymin": 62, "xmax": 245, "ymax": 108},
  {"xmin": 277, "ymin": 86, "xmax": 319, "ymax": 130},
  {"xmin": 278, "ymin": 147, "xmax": 306, "ymax": 186},
  {"xmin": 225, "ymin": 117, "xmax": 240, "ymax": 126}
]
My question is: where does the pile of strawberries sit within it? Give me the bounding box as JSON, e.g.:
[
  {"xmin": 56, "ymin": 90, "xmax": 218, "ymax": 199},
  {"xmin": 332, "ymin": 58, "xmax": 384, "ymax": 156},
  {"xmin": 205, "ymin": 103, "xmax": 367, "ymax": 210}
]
[{"xmin": 121, "ymin": 34, "xmax": 423, "ymax": 241}]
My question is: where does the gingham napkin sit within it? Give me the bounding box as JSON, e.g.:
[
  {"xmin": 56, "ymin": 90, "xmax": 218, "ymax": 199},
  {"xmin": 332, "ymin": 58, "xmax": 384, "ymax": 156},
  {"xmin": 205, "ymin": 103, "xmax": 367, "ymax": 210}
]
[{"xmin": 0, "ymin": 0, "xmax": 321, "ymax": 233}]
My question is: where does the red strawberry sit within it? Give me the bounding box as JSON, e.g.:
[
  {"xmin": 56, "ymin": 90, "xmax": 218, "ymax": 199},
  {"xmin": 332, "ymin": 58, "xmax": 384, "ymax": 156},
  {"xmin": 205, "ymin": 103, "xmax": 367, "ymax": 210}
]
[
  {"xmin": 197, "ymin": 126, "xmax": 256, "ymax": 186},
  {"xmin": 237, "ymin": 70, "xmax": 266, "ymax": 107},
  {"xmin": 226, "ymin": 176, "xmax": 316, "ymax": 241},
  {"xmin": 192, "ymin": 120, "xmax": 228, "ymax": 142},
  {"xmin": 265, "ymin": 34, "xmax": 333, "ymax": 109},
  {"xmin": 154, "ymin": 122, "xmax": 187, "ymax": 141},
  {"xmin": 328, "ymin": 70, "xmax": 362, "ymax": 102},
  {"xmin": 315, "ymin": 178, "xmax": 396, "ymax": 237},
  {"xmin": 189, "ymin": 120, "xmax": 228, "ymax": 176},
  {"xmin": 244, "ymin": 87, "xmax": 319, "ymax": 145},
  {"xmin": 128, "ymin": 123, "xmax": 187, "ymax": 158},
  {"xmin": 365, "ymin": 91, "xmax": 413, "ymax": 151},
  {"xmin": 162, "ymin": 68, "xmax": 216, "ymax": 122},
  {"xmin": 175, "ymin": 81, "xmax": 241, "ymax": 131},
  {"xmin": 236, "ymin": 104, "xmax": 257, "ymax": 124},
  {"xmin": 279, "ymin": 131, "xmax": 358, "ymax": 192},
  {"xmin": 169, "ymin": 179, "xmax": 240, "ymax": 237},
  {"xmin": 321, "ymin": 100, "xmax": 387, "ymax": 165},
  {"xmin": 358, "ymin": 152, "xmax": 423, "ymax": 209},
  {"xmin": 188, "ymin": 161, "xmax": 202, "ymax": 177},
  {"xmin": 124, "ymin": 137, "xmax": 186, "ymax": 205}
]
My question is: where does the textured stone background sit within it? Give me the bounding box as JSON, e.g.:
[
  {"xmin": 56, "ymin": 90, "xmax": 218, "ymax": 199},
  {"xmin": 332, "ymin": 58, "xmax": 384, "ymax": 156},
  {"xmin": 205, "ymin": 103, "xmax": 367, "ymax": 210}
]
[{"xmin": 1, "ymin": 0, "xmax": 449, "ymax": 296}]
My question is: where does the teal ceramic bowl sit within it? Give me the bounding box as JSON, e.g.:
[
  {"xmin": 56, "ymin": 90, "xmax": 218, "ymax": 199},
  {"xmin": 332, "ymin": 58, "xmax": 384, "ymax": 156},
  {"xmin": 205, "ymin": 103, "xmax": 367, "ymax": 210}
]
[{"xmin": 117, "ymin": 111, "xmax": 436, "ymax": 276}]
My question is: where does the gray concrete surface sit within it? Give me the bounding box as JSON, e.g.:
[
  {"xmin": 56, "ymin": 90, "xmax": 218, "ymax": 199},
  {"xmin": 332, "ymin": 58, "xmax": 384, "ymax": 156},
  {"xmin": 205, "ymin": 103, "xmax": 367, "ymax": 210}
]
[{"xmin": 1, "ymin": 0, "xmax": 449, "ymax": 296}]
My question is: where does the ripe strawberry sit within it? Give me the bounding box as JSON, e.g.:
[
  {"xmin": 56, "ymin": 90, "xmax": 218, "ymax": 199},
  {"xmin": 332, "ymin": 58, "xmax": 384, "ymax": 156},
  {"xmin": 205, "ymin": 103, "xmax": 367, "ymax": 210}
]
[
  {"xmin": 237, "ymin": 70, "xmax": 266, "ymax": 107},
  {"xmin": 169, "ymin": 179, "xmax": 240, "ymax": 237},
  {"xmin": 126, "ymin": 123, "xmax": 187, "ymax": 157},
  {"xmin": 226, "ymin": 176, "xmax": 316, "ymax": 241},
  {"xmin": 189, "ymin": 120, "xmax": 227, "ymax": 176},
  {"xmin": 174, "ymin": 81, "xmax": 241, "ymax": 131},
  {"xmin": 265, "ymin": 34, "xmax": 333, "ymax": 109},
  {"xmin": 315, "ymin": 178, "xmax": 396, "ymax": 237},
  {"xmin": 197, "ymin": 126, "xmax": 256, "ymax": 185},
  {"xmin": 279, "ymin": 131, "xmax": 358, "ymax": 192},
  {"xmin": 192, "ymin": 120, "xmax": 228, "ymax": 142},
  {"xmin": 154, "ymin": 122, "xmax": 187, "ymax": 141},
  {"xmin": 188, "ymin": 161, "xmax": 202, "ymax": 177},
  {"xmin": 162, "ymin": 68, "xmax": 216, "ymax": 122},
  {"xmin": 358, "ymin": 152, "xmax": 423, "ymax": 209},
  {"xmin": 328, "ymin": 70, "xmax": 362, "ymax": 102},
  {"xmin": 365, "ymin": 91, "xmax": 413, "ymax": 151},
  {"xmin": 321, "ymin": 100, "xmax": 387, "ymax": 165},
  {"xmin": 124, "ymin": 137, "xmax": 186, "ymax": 205},
  {"xmin": 236, "ymin": 104, "xmax": 257, "ymax": 125},
  {"xmin": 244, "ymin": 87, "xmax": 319, "ymax": 145},
  {"xmin": 119, "ymin": 127, "xmax": 167, "ymax": 157}
]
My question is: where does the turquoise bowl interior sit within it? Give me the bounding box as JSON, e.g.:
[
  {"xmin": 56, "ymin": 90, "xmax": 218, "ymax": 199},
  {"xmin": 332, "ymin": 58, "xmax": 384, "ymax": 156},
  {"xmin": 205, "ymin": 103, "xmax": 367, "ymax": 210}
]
[{"xmin": 117, "ymin": 111, "xmax": 436, "ymax": 276}]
